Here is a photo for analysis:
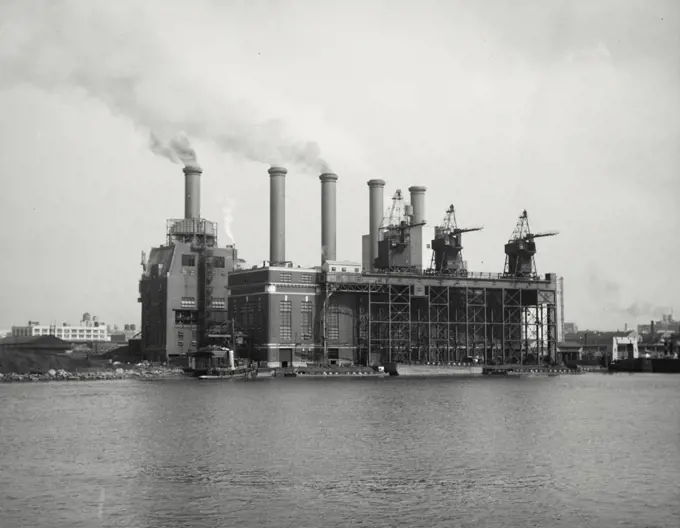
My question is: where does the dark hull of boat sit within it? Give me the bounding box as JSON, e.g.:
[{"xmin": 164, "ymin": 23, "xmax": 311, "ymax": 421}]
[
  {"xmin": 188, "ymin": 367, "xmax": 258, "ymax": 380},
  {"xmin": 608, "ymin": 358, "xmax": 680, "ymax": 374}
]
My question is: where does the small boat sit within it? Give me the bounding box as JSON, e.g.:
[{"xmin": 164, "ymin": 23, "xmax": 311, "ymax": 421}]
[
  {"xmin": 186, "ymin": 346, "xmax": 258, "ymax": 381},
  {"xmin": 197, "ymin": 365, "xmax": 258, "ymax": 380}
]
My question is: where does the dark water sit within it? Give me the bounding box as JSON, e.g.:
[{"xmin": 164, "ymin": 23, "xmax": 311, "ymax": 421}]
[{"xmin": 1, "ymin": 374, "xmax": 679, "ymax": 528}]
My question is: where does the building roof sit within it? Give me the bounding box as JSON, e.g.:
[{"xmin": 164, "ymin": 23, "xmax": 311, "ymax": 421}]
[
  {"xmin": 0, "ymin": 335, "xmax": 72, "ymax": 349},
  {"xmin": 557, "ymin": 341, "xmax": 583, "ymax": 349},
  {"xmin": 566, "ymin": 330, "xmax": 638, "ymax": 347},
  {"xmin": 325, "ymin": 260, "xmax": 362, "ymax": 266}
]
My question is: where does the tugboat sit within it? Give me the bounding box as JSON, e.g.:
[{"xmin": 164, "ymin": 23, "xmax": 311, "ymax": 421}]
[{"xmin": 186, "ymin": 346, "xmax": 258, "ymax": 380}]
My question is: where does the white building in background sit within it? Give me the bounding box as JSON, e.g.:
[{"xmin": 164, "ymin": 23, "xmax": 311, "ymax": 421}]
[
  {"xmin": 12, "ymin": 313, "xmax": 111, "ymax": 342},
  {"xmin": 612, "ymin": 333, "xmax": 640, "ymax": 361}
]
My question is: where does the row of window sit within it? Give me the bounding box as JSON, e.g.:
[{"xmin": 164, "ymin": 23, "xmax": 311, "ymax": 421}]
[
  {"xmin": 177, "ymin": 329, "xmax": 198, "ymax": 347},
  {"xmin": 279, "ymin": 300, "xmax": 315, "ymax": 341},
  {"xmin": 180, "ymin": 297, "xmax": 226, "ymax": 309},
  {"xmin": 239, "ymin": 299, "xmax": 263, "ymax": 329},
  {"xmin": 327, "ymin": 308, "xmax": 339, "ymax": 340},
  {"xmin": 181, "ymin": 255, "xmax": 227, "ymax": 268},
  {"xmin": 278, "ymin": 273, "xmax": 314, "ymax": 283},
  {"xmin": 280, "ymin": 300, "xmax": 292, "ymax": 340}
]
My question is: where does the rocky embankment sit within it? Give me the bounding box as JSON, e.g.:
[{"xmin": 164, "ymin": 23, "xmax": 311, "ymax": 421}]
[{"xmin": 0, "ymin": 366, "xmax": 186, "ymax": 383}]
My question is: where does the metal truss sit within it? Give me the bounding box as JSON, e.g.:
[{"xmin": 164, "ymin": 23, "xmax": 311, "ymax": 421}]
[{"xmin": 327, "ymin": 280, "xmax": 557, "ymax": 365}]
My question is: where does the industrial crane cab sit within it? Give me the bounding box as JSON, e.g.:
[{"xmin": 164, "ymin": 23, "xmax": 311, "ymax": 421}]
[
  {"xmin": 429, "ymin": 205, "xmax": 483, "ymax": 275},
  {"xmin": 503, "ymin": 210, "xmax": 557, "ymax": 278},
  {"xmin": 504, "ymin": 239, "xmax": 538, "ymax": 277}
]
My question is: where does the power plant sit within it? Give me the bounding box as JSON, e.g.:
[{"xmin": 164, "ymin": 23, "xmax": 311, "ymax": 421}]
[
  {"xmin": 140, "ymin": 163, "xmax": 561, "ymax": 368},
  {"xmin": 138, "ymin": 165, "xmax": 238, "ymax": 361}
]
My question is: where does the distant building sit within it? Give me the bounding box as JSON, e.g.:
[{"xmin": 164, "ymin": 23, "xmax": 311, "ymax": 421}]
[
  {"xmin": 565, "ymin": 329, "xmax": 640, "ymax": 360},
  {"xmin": 637, "ymin": 312, "xmax": 680, "ymax": 335},
  {"xmin": 564, "ymin": 322, "xmax": 578, "ymax": 334},
  {"xmin": 11, "ymin": 321, "xmax": 110, "ymax": 342},
  {"xmin": 108, "ymin": 323, "xmax": 139, "ymax": 344},
  {"xmin": 0, "ymin": 335, "xmax": 73, "ymax": 354},
  {"xmin": 556, "ymin": 341, "xmax": 583, "ymax": 363}
]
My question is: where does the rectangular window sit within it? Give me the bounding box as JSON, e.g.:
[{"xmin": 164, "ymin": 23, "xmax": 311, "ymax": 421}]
[
  {"xmin": 211, "ymin": 298, "xmax": 226, "ymax": 309},
  {"xmin": 301, "ymin": 301, "xmax": 313, "ymax": 340},
  {"xmin": 280, "ymin": 272, "xmax": 292, "ymax": 282},
  {"xmin": 181, "ymin": 297, "xmax": 196, "ymax": 309},
  {"xmin": 300, "ymin": 274, "xmax": 313, "ymax": 284},
  {"xmin": 213, "ymin": 256, "xmax": 226, "ymax": 268},
  {"xmin": 328, "ymin": 307, "xmax": 339, "ymax": 340},
  {"xmin": 239, "ymin": 303, "xmax": 247, "ymax": 328},
  {"xmin": 280, "ymin": 300, "xmax": 292, "ymax": 341},
  {"xmin": 181, "ymin": 254, "xmax": 196, "ymax": 267},
  {"xmin": 246, "ymin": 302, "xmax": 254, "ymax": 328}
]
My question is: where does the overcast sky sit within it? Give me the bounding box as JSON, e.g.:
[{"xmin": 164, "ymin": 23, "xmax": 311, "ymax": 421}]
[{"xmin": 0, "ymin": 0, "xmax": 678, "ymax": 331}]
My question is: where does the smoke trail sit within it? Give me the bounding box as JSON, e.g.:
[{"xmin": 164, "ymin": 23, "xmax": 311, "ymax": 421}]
[
  {"xmin": 0, "ymin": 1, "xmax": 332, "ymax": 172},
  {"xmin": 149, "ymin": 132, "xmax": 200, "ymax": 169},
  {"xmin": 622, "ymin": 302, "xmax": 671, "ymax": 319},
  {"xmin": 221, "ymin": 198, "xmax": 235, "ymax": 244}
]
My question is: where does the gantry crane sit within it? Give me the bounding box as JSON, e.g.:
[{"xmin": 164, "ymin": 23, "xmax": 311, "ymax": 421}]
[
  {"xmin": 503, "ymin": 209, "xmax": 558, "ymax": 278},
  {"xmin": 430, "ymin": 205, "xmax": 483, "ymax": 275},
  {"xmin": 374, "ymin": 189, "xmax": 425, "ymax": 271}
]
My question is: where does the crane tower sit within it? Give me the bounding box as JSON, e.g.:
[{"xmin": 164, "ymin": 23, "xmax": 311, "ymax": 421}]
[
  {"xmin": 503, "ymin": 210, "xmax": 558, "ymax": 278},
  {"xmin": 430, "ymin": 205, "xmax": 483, "ymax": 275}
]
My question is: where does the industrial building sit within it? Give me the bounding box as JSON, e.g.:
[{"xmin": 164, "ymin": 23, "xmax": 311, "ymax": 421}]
[
  {"xmin": 227, "ymin": 167, "xmax": 562, "ymax": 368},
  {"xmin": 637, "ymin": 313, "xmax": 680, "ymax": 335},
  {"xmin": 12, "ymin": 313, "xmax": 111, "ymax": 342},
  {"xmin": 138, "ymin": 165, "xmax": 239, "ymax": 362},
  {"xmin": 139, "ymin": 160, "xmax": 563, "ymax": 367}
]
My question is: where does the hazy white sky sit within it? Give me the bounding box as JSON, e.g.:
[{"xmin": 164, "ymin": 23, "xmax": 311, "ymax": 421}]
[{"xmin": 0, "ymin": 0, "xmax": 678, "ymax": 331}]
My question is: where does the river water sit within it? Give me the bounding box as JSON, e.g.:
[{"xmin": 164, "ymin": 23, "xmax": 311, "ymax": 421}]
[{"xmin": 1, "ymin": 373, "xmax": 679, "ymax": 528}]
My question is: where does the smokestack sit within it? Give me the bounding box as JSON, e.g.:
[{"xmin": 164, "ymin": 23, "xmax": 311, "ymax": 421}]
[
  {"xmin": 183, "ymin": 166, "xmax": 202, "ymax": 219},
  {"xmin": 320, "ymin": 172, "xmax": 338, "ymax": 263},
  {"xmin": 368, "ymin": 179, "xmax": 386, "ymax": 269},
  {"xmin": 269, "ymin": 166, "xmax": 287, "ymax": 264},
  {"xmin": 408, "ymin": 186, "xmax": 427, "ymax": 225}
]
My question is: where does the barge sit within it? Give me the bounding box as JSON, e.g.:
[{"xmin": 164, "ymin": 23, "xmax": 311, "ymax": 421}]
[
  {"xmin": 608, "ymin": 357, "xmax": 680, "ymax": 374},
  {"xmin": 383, "ymin": 362, "xmax": 483, "ymax": 377}
]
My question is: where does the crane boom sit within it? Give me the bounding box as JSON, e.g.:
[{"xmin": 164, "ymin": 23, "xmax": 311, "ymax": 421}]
[
  {"xmin": 454, "ymin": 226, "xmax": 484, "ymax": 235},
  {"xmin": 529, "ymin": 231, "xmax": 559, "ymax": 239}
]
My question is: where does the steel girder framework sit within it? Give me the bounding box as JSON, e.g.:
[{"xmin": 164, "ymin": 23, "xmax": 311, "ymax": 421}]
[{"xmin": 330, "ymin": 282, "xmax": 556, "ymax": 365}]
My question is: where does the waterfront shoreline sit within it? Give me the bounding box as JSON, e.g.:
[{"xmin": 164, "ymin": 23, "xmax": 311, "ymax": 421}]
[{"xmin": 0, "ymin": 366, "xmax": 186, "ymax": 383}]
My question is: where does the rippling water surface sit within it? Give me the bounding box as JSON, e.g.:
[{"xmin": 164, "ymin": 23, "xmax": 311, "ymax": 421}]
[{"xmin": 1, "ymin": 374, "xmax": 679, "ymax": 527}]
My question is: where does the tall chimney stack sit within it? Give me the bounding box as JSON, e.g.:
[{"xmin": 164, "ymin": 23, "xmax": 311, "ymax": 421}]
[
  {"xmin": 408, "ymin": 185, "xmax": 427, "ymax": 225},
  {"xmin": 183, "ymin": 166, "xmax": 202, "ymax": 219},
  {"xmin": 367, "ymin": 179, "xmax": 386, "ymax": 270},
  {"xmin": 269, "ymin": 166, "xmax": 287, "ymax": 264},
  {"xmin": 320, "ymin": 172, "xmax": 338, "ymax": 263}
]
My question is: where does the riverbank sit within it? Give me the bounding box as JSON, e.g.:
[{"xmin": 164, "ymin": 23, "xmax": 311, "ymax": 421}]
[{"xmin": 0, "ymin": 366, "xmax": 185, "ymax": 383}]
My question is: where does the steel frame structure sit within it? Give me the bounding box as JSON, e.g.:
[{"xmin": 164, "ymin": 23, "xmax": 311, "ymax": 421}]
[{"xmin": 328, "ymin": 277, "xmax": 557, "ymax": 365}]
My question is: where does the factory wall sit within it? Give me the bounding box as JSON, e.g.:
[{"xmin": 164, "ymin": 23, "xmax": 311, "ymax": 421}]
[
  {"xmin": 408, "ymin": 225, "xmax": 436, "ymax": 271},
  {"xmin": 361, "ymin": 234, "xmax": 371, "ymax": 270},
  {"xmin": 229, "ymin": 266, "xmax": 322, "ymax": 367},
  {"xmin": 140, "ymin": 242, "xmax": 232, "ymax": 362},
  {"xmin": 164, "ymin": 242, "xmax": 199, "ymax": 360},
  {"xmin": 139, "ymin": 246, "xmax": 174, "ymax": 361},
  {"xmin": 325, "ymin": 292, "xmax": 360, "ymax": 364}
]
